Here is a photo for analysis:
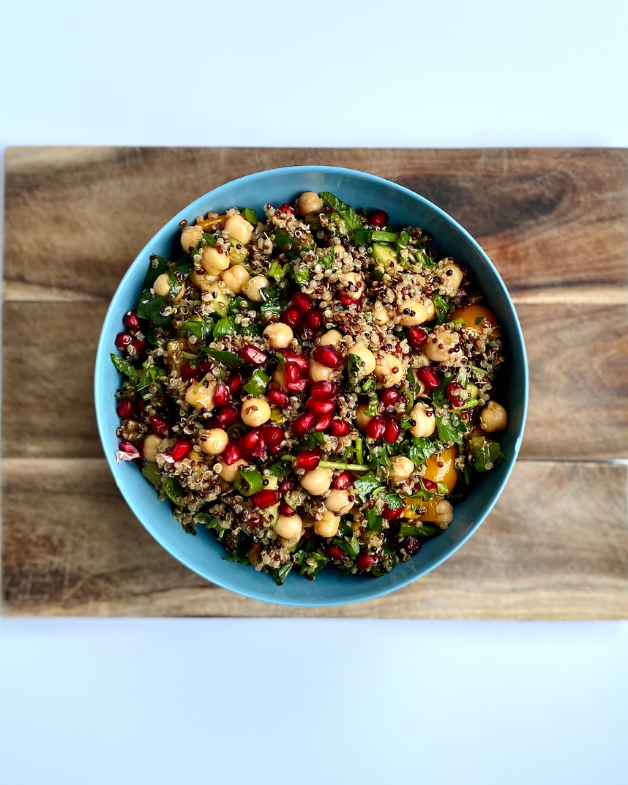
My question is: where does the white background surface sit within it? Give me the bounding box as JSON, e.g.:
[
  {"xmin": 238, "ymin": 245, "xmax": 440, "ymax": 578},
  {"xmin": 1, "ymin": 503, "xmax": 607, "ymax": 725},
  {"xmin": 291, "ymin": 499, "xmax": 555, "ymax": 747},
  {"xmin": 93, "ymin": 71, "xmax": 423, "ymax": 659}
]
[{"xmin": 1, "ymin": 2, "xmax": 627, "ymax": 783}]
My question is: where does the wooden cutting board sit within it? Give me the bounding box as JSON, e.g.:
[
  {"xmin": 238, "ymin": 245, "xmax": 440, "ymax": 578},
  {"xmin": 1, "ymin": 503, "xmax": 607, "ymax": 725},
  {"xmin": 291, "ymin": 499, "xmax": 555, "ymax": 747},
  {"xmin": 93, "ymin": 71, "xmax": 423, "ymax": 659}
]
[{"xmin": 2, "ymin": 147, "xmax": 628, "ymax": 619}]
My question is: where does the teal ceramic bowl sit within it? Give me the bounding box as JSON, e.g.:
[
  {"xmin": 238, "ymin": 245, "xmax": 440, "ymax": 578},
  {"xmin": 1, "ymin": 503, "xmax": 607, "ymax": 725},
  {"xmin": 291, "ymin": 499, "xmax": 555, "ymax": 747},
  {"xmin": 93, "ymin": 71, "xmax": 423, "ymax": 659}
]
[{"xmin": 95, "ymin": 166, "xmax": 528, "ymax": 607}]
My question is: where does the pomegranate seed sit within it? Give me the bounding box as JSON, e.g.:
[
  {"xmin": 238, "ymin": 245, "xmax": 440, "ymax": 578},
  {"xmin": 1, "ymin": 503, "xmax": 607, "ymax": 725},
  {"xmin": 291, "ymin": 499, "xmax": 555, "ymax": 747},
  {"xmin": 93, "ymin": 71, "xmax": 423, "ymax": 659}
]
[
  {"xmin": 326, "ymin": 545, "xmax": 345, "ymax": 560},
  {"xmin": 422, "ymin": 478, "xmax": 438, "ymax": 492},
  {"xmin": 116, "ymin": 399, "xmax": 135, "ymax": 419},
  {"xmin": 307, "ymin": 398, "xmax": 335, "ymax": 415},
  {"xmin": 285, "ymin": 378, "xmax": 310, "ymax": 394},
  {"xmin": 228, "ymin": 372, "xmax": 244, "ymax": 395},
  {"xmin": 366, "ymin": 415, "xmax": 386, "ymax": 440},
  {"xmin": 333, "ymin": 471, "xmax": 353, "ymax": 490},
  {"xmin": 331, "ymin": 419, "xmax": 350, "ymax": 437},
  {"xmin": 404, "ymin": 536, "xmax": 421, "ymax": 555},
  {"xmin": 383, "ymin": 417, "xmax": 401, "ymax": 444},
  {"xmin": 170, "ymin": 440, "xmax": 192, "ymax": 462},
  {"xmin": 222, "ymin": 443, "xmax": 242, "ymax": 466},
  {"xmin": 305, "ymin": 311, "xmax": 322, "ymax": 330},
  {"xmin": 137, "ymin": 399, "xmax": 145, "ymax": 412},
  {"xmin": 279, "ymin": 500, "xmax": 296, "ymax": 517},
  {"xmin": 312, "ymin": 412, "xmax": 333, "ymax": 432},
  {"xmin": 261, "ymin": 425, "xmax": 284, "ymax": 447},
  {"xmin": 118, "ymin": 439, "xmax": 137, "ymax": 455},
  {"xmin": 296, "ymin": 449, "xmax": 322, "ymax": 470},
  {"xmin": 281, "ymin": 306, "xmax": 303, "ymax": 329},
  {"xmin": 216, "ymin": 405, "xmax": 239, "ymax": 427},
  {"xmin": 408, "ymin": 326, "xmax": 428, "ymax": 349},
  {"xmin": 180, "ymin": 362, "xmax": 197, "ymax": 381},
  {"xmin": 123, "ymin": 310, "xmax": 140, "ymax": 331},
  {"xmin": 314, "ymin": 344, "xmax": 342, "ymax": 369},
  {"xmin": 291, "ymin": 412, "xmax": 315, "ymax": 436},
  {"xmin": 267, "ymin": 389, "xmax": 289, "ymax": 407},
  {"xmin": 240, "ymin": 429, "xmax": 265, "ymax": 458},
  {"xmin": 267, "ymin": 442, "xmax": 285, "ymax": 456},
  {"xmin": 416, "ymin": 366, "xmax": 440, "ymax": 390},
  {"xmin": 338, "ymin": 293, "xmax": 362, "ymax": 310},
  {"xmin": 311, "ymin": 381, "xmax": 337, "ymax": 399},
  {"xmin": 285, "ymin": 361, "xmax": 301, "ymax": 384},
  {"xmin": 149, "ymin": 414, "xmax": 169, "ymax": 437},
  {"xmin": 238, "ymin": 345, "xmax": 267, "ymax": 365},
  {"xmin": 447, "ymin": 382, "xmax": 466, "ymax": 407},
  {"xmin": 213, "ymin": 384, "xmax": 231, "ymax": 407},
  {"xmin": 382, "ymin": 505, "xmax": 403, "ymax": 521},
  {"xmin": 279, "ymin": 479, "xmax": 295, "ymax": 494},
  {"xmin": 198, "ymin": 357, "xmax": 212, "ymax": 376},
  {"xmin": 370, "ymin": 209, "xmax": 389, "ymax": 227},
  {"xmin": 357, "ymin": 553, "xmax": 376, "ymax": 570},
  {"xmin": 380, "ymin": 389, "xmax": 400, "ymax": 407},
  {"xmin": 130, "ymin": 337, "xmax": 146, "ymax": 354},
  {"xmin": 292, "ymin": 292, "xmax": 313, "ymax": 313},
  {"xmin": 253, "ymin": 489, "xmax": 281, "ymax": 509},
  {"xmin": 115, "ymin": 331, "xmax": 132, "ymax": 349},
  {"xmin": 280, "ymin": 350, "xmax": 309, "ymax": 370},
  {"xmin": 279, "ymin": 202, "xmax": 295, "ymax": 214}
]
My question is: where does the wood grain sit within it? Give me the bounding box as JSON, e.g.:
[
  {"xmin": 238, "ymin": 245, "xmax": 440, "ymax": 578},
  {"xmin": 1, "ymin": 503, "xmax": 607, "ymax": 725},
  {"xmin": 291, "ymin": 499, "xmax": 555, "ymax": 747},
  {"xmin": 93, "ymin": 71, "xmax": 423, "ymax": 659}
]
[
  {"xmin": 2, "ymin": 459, "xmax": 626, "ymax": 618},
  {"xmin": 5, "ymin": 147, "xmax": 628, "ymax": 304},
  {"xmin": 3, "ymin": 301, "xmax": 626, "ymax": 461},
  {"xmin": 2, "ymin": 145, "xmax": 627, "ymax": 618}
]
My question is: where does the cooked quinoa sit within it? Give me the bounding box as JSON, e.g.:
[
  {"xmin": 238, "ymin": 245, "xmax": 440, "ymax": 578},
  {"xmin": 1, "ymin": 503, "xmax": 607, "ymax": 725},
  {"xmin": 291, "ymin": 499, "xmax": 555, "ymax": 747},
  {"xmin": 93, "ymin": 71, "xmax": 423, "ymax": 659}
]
[{"xmin": 111, "ymin": 191, "xmax": 508, "ymax": 584}]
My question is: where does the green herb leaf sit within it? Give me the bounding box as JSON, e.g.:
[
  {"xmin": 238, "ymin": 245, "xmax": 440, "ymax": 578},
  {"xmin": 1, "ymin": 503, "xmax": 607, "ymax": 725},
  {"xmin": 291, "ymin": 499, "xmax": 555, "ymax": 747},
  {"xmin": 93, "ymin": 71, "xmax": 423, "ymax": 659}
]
[
  {"xmin": 469, "ymin": 436, "xmax": 504, "ymax": 472},
  {"xmin": 437, "ymin": 482, "xmax": 449, "ymax": 495},
  {"xmin": 354, "ymin": 471, "xmax": 385, "ymax": 502},
  {"xmin": 213, "ymin": 316, "xmax": 237, "ymax": 340},
  {"xmin": 244, "ymin": 208, "xmax": 257, "ymax": 226},
  {"xmin": 407, "ymin": 436, "xmax": 442, "ymax": 467},
  {"xmin": 268, "ymin": 461, "xmax": 292, "ymax": 478},
  {"xmin": 435, "ymin": 414, "xmax": 467, "ymax": 445},
  {"xmin": 268, "ymin": 260, "xmax": 290, "ymax": 281},
  {"xmin": 414, "ymin": 248, "xmax": 437, "ymax": 268},
  {"xmin": 399, "ymin": 523, "xmax": 442, "ymax": 540},
  {"xmin": 137, "ymin": 256, "xmax": 172, "ymax": 325},
  {"xmin": 205, "ymin": 349, "xmax": 246, "ymax": 368},
  {"xmin": 203, "ymin": 232, "xmax": 217, "ymax": 246},
  {"xmin": 382, "ymin": 492, "xmax": 404, "ymax": 510},
  {"xmin": 319, "ymin": 192, "xmax": 362, "ymax": 231},
  {"xmin": 475, "ymin": 316, "xmax": 486, "ymax": 326},
  {"xmin": 294, "ymin": 266, "xmax": 312, "ymax": 286},
  {"xmin": 276, "ymin": 562, "xmax": 292, "ymax": 585},
  {"xmin": 367, "ymin": 508, "xmax": 383, "ymax": 532},
  {"xmin": 347, "ymin": 353, "xmax": 363, "ymax": 376},
  {"xmin": 353, "ymin": 228, "xmax": 371, "ymax": 247},
  {"xmin": 321, "ymin": 248, "xmax": 334, "ymax": 269},
  {"xmin": 433, "ymin": 293, "xmax": 449, "ymax": 324},
  {"xmin": 275, "ymin": 228, "xmax": 304, "ymax": 259},
  {"xmin": 260, "ymin": 287, "xmax": 285, "ymax": 319},
  {"xmin": 397, "ymin": 231, "xmax": 410, "ymax": 249},
  {"xmin": 141, "ymin": 462, "xmax": 162, "ymax": 489},
  {"xmin": 366, "ymin": 394, "xmax": 379, "ymax": 417},
  {"xmin": 243, "ymin": 368, "xmax": 269, "ymax": 397},
  {"xmin": 275, "ymin": 352, "xmax": 286, "ymax": 369},
  {"xmin": 110, "ymin": 353, "xmax": 138, "ymax": 380},
  {"xmin": 161, "ymin": 475, "xmax": 185, "ymax": 505},
  {"xmin": 184, "ymin": 320, "xmax": 214, "ymax": 341}
]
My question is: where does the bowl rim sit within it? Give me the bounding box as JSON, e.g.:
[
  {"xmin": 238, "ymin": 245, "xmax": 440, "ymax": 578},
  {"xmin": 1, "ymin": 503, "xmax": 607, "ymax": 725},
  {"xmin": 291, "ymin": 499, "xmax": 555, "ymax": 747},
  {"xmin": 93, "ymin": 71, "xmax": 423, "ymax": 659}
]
[{"xmin": 95, "ymin": 164, "xmax": 529, "ymax": 607}]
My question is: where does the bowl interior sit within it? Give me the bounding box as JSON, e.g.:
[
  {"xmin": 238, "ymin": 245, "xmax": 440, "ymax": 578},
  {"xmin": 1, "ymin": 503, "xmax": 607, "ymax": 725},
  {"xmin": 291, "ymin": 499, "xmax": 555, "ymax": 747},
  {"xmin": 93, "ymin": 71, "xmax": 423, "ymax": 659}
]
[{"xmin": 95, "ymin": 166, "xmax": 527, "ymax": 607}]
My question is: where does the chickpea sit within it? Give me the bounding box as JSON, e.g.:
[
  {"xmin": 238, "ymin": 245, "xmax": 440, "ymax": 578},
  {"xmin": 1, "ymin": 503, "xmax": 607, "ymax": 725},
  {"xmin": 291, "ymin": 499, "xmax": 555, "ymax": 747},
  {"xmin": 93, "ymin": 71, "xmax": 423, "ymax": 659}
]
[
  {"xmin": 221, "ymin": 264, "xmax": 250, "ymax": 294},
  {"xmin": 241, "ymin": 397, "xmax": 271, "ymax": 427},
  {"xmin": 375, "ymin": 353, "xmax": 406, "ymax": 387},
  {"xmin": 334, "ymin": 244, "xmax": 344, "ymax": 259},
  {"xmin": 373, "ymin": 301, "xmax": 390, "ymax": 326},
  {"xmin": 314, "ymin": 509, "xmax": 341, "ymax": 538},
  {"xmin": 309, "ymin": 360, "xmax": 336, "ymax": 383},
  {"xmin": 409, "ymin": 403, "xmax": 436, "ymax": 438},
  {"xmin": 264, "ymin": 323, "xmax": 294, "ymax": 350},
  {"xmin": 466, "ymin": 383, "xmax": 480, "ymax": 399},
  {"xmin": 355, "ymin": 403, "xmax": 372, "ymax": 431},
  {"xmin": 339, "ymin": 271, "xmax": 365, "ymax": 299},
  {"xmin": 300, "ymin": 467, "xmax": 333, "ymax": 496},
  {"xmin": 189, "ymin": 268, "xmax": 214, "ymax": 292},
  {"xmin": 297, "ymin": 191, "xmax": 323, "ymax": 216},
  {"xmin": 399, "ymin": 299, "xmax": 428, "ymax": 327},
  {"xmin": 275, "ymin": 513, "xmax": 303, "ymax": 541},
  {"xmin": 319, "ymin": 329, "xmax": 343, "ymax": 347},
  {"xmin": 348, "ymin": 342, "xmax": 376, "ymax": 376},
  {"xmin": 180, "ymin": 224, "xmax": 203, "ymax": 251},
  {"xmin": 219, "ymin": 458, "xmax": 248, "ymax": 483},
  {"xmin": 434, "ymin": 499, "xmax": 454, "ymax": 527},
  {"xmin": 389, "ymin": 455, "xmax": 415, "ymax": 481},
  {"xmin": 424, "ymin": 298, "xmax": 436, "ymax": 321},
  {"xmin": 242, "ymin": 274, "xmax": 270, "ymax": 303},
  {"xmin": 224, "ymin": 213, "xmax": 254, "ymax": 245},
  {"xmin": 143, "ymin": 434, "xmax": 166, "ymax": 462},
  {"xmin": 440, "ymin": 261, "xmax": 463, "ymax": 295},
  {"xmin": 153, "ymin": 272, "xmax": 184, "ymax": 302},
  {"xmin": 201, "ymin": 246, "xmax": 230, "ymax": 276},
  {"xmin": 185, "ymin": 379, "xmax": 216, "ymax": 411},
  {"xmin": 425, "ymin": 327, "xmax": 459, "ymax": 363},
  {"xmin": 325, "ymin": 489, "xmax": 355, "ymax": 515},
  {"xmin": 273, "ymin": 368, "xmax": 288, "ymax": 391},
  {"xmin": 480, "ymin": 401, "xmax": 508, "ymax": 432},
  {"xmin": 199, "ymin": 428, "xmax": 229, "ymax": 456}
]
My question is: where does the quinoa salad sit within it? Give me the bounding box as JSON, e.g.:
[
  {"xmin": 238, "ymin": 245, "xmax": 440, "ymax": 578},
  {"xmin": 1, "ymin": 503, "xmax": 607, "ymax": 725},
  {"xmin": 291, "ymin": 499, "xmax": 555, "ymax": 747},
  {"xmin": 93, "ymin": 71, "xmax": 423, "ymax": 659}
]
[{"xmin": 111, "ymin": 190, "xmax": 508, "ymax": 584}]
